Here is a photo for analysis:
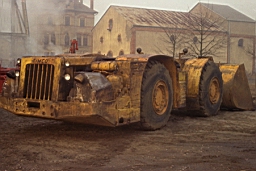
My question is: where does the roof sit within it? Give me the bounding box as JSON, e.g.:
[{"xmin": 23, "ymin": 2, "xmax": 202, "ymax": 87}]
[
  {"xmin": 112, "ymin": 6, "xmax": 191, "ymax": 28},
  {"xmin": 199, "ymin": 3, "xmax": 255, "ymax": 22},
  {"xmin": 93, "ymin": 5, "xmax": 225, "ymax": 32}
]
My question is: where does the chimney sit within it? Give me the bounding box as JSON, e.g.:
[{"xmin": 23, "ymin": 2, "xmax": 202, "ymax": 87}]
[{"xmin": 90, "ymin": 0, "xmax": 94, "ymax": 9}]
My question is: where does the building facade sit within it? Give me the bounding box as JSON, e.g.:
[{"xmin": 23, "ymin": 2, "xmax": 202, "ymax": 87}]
[
  {"xmin": 92, "ymin": 6, "xmax": 228, "ymax": 62},
  {"xmin": 190, "ymin": 3, "xmax": 256, "ymax": 74},
  {"xmin": 0, "ymin": 0, "xmax": 97, "ymax": 66},
  {"xmin": 93, "ymin": 3, "xmax": 255, "ymax": 74},
  {"xmin": 28, "ymin": 0, "xmax": 97, "ymax": 56}
]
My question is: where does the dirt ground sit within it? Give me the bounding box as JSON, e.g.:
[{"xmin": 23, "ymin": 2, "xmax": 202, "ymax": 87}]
[{"xmin": 1, "ymin": 102, "xmax": 256, "ymax": 171}]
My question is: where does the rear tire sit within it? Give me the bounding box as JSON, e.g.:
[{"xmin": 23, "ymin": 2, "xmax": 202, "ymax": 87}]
[
  {"xmin": 140, "ymin": 61, "xmax": 173, "ymax": 130},
  {"xmin": 199, "ymin": 61, "xmax": 223, "ymax": 116}
]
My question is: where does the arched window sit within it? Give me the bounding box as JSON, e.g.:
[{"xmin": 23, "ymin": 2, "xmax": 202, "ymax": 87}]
[
  {"xmin": 83, "ymin": 35, "xmax": 88, "ymax": 46},
  {"xmin": 238, "ymin": 39, "xmax": 244, "ymax": 47},
  {"xmin": 80, "ymin": 18, "xmax": 85, "ymax": 27},
  {"xmin": 77, "ymin": 34, "xmax": 82, "ymax": 46},
  {"xmin": 170, "ymin": 34, "xmax": 175, "ymax": 42},
  {"xmin": 51, "ymin": 33, "xmax": 56, "ymax": 45},
  {"xmin": 117, "ymin": 34, "xmax": 122, "ymax": 42},
  {"xmin": 65, "ymin": 16, "xmax": 70, "ymax": 26},
  {"xmin": 108, "ymin": 19, "xmax": 113, "ymax": 31},
  {"xmin": 193, "ymin": 36, "xmax": 198, "ymax": 44},
  {"xmin": 119, "ymin": 50, "xmax": 124, "ymax": 55},
  {"xmin": 107, "ymin": 51, "xmax": 113, "ymax": 57},
  {"xmin": 65, "ymin": 33, "xmax": 70, "ymax": 46},
  {"xmin": 44, "ymin": 34, "xmax": 49, "ymax": 45},
  {"xmin": 100, "ymin": 36, "xmax": 104, "ymax": 43}
]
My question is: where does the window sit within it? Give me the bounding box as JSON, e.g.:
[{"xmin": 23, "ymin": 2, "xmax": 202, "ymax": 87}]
[
  {"xmin": 107, "ymin": 51, "xmax": 113, "ymax": 57},
  {"xmin": 193, "ymin": 36, "xmax": 198, "ymax": 44},
  {"xmin": 51, "ymin": 33, "xmax": 56, "ymax": 45},
  {"xmin": 100, "ymin": 36, "xmax": 104, "ymax": 43},
  {"xmin": 119, "ymin": 50, "xmax": 124, "ymax": 55},
  {"xmin": 44, "ymin": 34, "xmax": 49, "ymax": 45},
  {"xmin": 65, "ymin": 16, "xmax": 70, "ymax": 26},
  {"xmin": 65, "ymin": 33, "xmax": 70, "ymax": 46},
  {"xmin": 238, "ymin": 39, "xmax": 244, "ymax": 47},
  {"xmin": 80, "ymin": 18, "xmax": 85, "ymax": 27},
  {"xmin": 77, "ymin": 34, "xmax": 82, "ymax": 46},
  {"xmin": 117, "ymin": 34, "xmax": 122, "ymax": 42},
  {"xmin": 83, "ymin": 36, "xmax": 88, "ymax": 46},
  {"xmin": 108, "ymin": 19, "xmax": 113, "ymax": 31},
  {"xmin": 77, "ymin": 34, "xmax": 88, "ymax": 46},
  {"xmin": 170, "ymin": 34, "xmax": 175, "ymax": 42}
]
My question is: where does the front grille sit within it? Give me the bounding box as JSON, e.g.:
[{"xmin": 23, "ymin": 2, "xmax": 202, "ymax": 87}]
[{"xmin": 23, "ymin": 64, "xmax": 55, "ymax": 100}]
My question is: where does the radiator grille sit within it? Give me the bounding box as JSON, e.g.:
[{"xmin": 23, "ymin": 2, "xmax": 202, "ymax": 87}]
[{"xmin": 24, "ymin": 64, "xmax": 55, "ymax": 100}]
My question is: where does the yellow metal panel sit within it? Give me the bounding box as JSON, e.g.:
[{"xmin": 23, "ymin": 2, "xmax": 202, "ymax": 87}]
[
  {"xmin": 219, "ymin": 64, "xmax": 254, "ymax": 110},
  {"xmin": 182, "ymin": 58, "xmax": 209, "ymax": 98},
  {"xmin": 91, "ymin": 61, "xmax": 117, "ymax": 71}
]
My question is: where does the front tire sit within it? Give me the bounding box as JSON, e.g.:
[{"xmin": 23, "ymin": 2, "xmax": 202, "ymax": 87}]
[
  {"xmin": 199, "ymin": 61, "xmax": 223, "ymax": 116},
  {"xmin": 140, "ymin": 61, "xmax": 173, "ymax": 130}
]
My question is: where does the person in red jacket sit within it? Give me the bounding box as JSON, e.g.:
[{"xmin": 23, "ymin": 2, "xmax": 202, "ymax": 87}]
[{"xmin": 69, "ymin": 39, "xmax": 78, "ymax": 53}]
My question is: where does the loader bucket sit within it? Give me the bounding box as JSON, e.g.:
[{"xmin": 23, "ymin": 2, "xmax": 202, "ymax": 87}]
[{"xmin": 219, "ymin": 64, "xmax": 254, "ymax": 110}]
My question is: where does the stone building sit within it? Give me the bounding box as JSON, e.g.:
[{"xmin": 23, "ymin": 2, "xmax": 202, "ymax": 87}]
[
  {"xmin": 92, "ymin": 6, "xmax": 227, "ymax": 61},
  {"xmin": 93, "ymin": 3, "xmax": 256, "ymax": 74},
  {"xmin": 190, "ymin": 3, "xmax": 256, "ymax": 74},
  {"xmin": 28, "ymin": 0, "xmax": 97, "ymax": 56},
  {"xmin": 0, "ymin": 0, "xmax": 97, "ymax": 66}
]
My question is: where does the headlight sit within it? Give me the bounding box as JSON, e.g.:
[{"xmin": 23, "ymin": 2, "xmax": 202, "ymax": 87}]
[
  {"xmin": 17, "ymin": 58, "xmax": 21, "ymax": 64},
  {"xmin": 15, "ymin": 71, "xmax": 20, "ymax": 77},
  {"xmin": 64, "ymin": 74, "xmax": 71, "ymax": 81},
  {"xmin": 17, "ymin": 58, "xmax": 21, "ymax": 67},
  {"xmin": 65, "ymin": 62, "xmax": 70, "ymax": 67}
]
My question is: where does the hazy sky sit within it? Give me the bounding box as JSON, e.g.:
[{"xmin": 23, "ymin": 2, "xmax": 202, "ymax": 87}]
[{"xmin": 83, "ymin": 0, "xmax": 256, "ymax": 23}]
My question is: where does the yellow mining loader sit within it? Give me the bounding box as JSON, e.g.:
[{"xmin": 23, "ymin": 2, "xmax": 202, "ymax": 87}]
[{"xmin": 0, "ymin": 49, "xmax": 254, "ymax": 130}]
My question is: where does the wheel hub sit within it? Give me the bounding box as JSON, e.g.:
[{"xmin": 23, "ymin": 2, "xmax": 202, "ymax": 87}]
[
  {"xmin": 152, "ymin": 80, "xmax": 169, "ymax": 115},
  {"xmin": 209, "ymin": 77, "xmax": 220, "ymax": 104}
]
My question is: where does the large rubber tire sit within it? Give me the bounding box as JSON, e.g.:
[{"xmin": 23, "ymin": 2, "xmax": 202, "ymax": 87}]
[
  {"xmin": 140, "ymin": 61, "xmax": 173, "ymax": 130},
  {"xmin": 199, "ymin": 61, "xmax": 223, "ymax": 116}
]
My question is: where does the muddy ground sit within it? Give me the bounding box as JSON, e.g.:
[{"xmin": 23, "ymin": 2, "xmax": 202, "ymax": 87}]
[{"xmin": 1, "ymin": 104, "xmax": 256, "ymax": 171}]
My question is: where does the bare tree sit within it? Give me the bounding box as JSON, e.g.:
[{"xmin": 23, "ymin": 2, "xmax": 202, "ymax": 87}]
[
  {"xmin": 244, "ymin": 43, "xmax": 255, "ymax": 57},
  {"xmin": 184, "ymin": 6, "xmax": 228, "ymax": 57},
  {"xmin": 244, "ymin": 43, "xmax": 256, "ymax": 74},
  {"xmin": 155, "ymin": 26, "xmax": 185, "ymax": 57}
]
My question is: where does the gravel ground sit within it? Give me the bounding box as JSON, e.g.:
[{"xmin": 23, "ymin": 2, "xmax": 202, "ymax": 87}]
[
  {"xmin": 0, "ymin": 81, "xmax": 255, "ymax": 171},
  {"xmin": 1, "ymin": 107, "xmax": 256, "ymax": 171}
]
